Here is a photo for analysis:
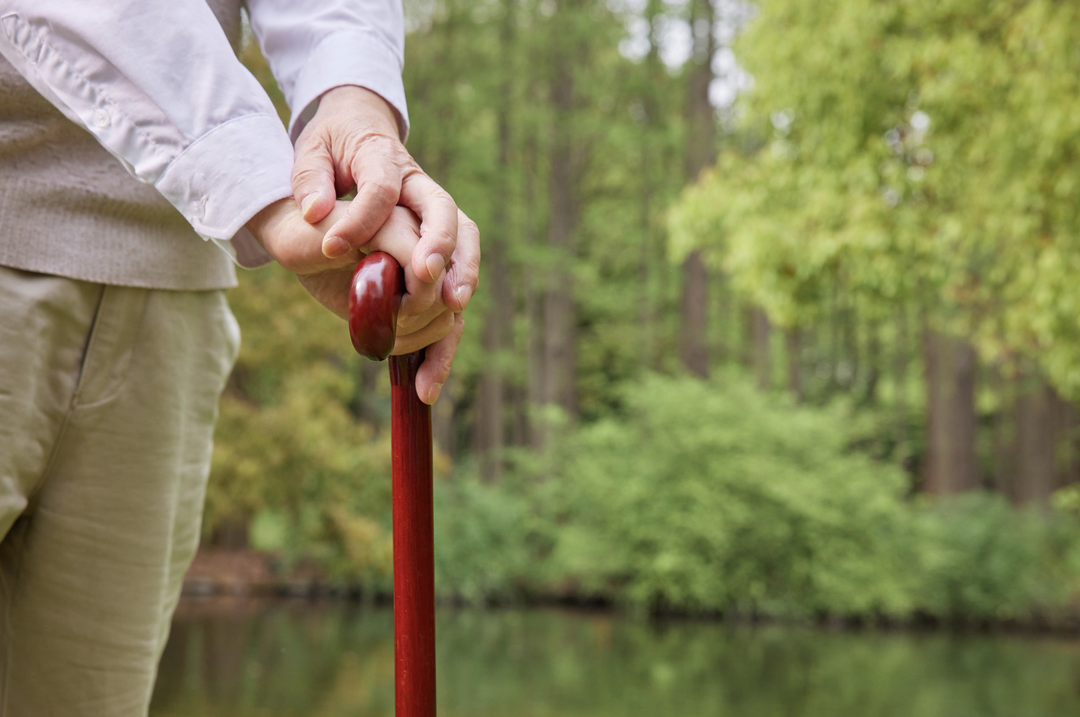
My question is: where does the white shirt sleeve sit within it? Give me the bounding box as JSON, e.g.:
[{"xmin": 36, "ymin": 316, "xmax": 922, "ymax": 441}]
[
  {"xmin": 247, "ymin": 0, "xmax": 410, "ymax": 142},
  {"xmin": 0, "ymin": 1, "xmax": 410, "ymax": 266}
]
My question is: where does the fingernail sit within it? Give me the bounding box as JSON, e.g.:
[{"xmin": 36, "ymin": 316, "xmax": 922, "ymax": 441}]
[
  {"xmin": 427, "ymin": 382, "xmax": 443, "ymax": 404},
  {"xmin": 455, "ymin": 284, "xmax": 473, "ymax": 310},
  {"xmin": 322, "ymin": 235, "xmax": 349, "ymax": 258},
  {"xmin": 425, "ymin": 253, "xmax": 446, "ymax": 282},
  {"xmin": 301, "ymin": 192, "xmax": 320, "ymax": 221}
]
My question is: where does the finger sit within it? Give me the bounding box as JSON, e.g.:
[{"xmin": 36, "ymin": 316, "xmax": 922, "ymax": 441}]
[
  {"xmin": 391, "ymin": 309, "xmax": 454, "ymax": 356},
  {"xmin": 366, "ymin": 207, "xmax": 441, "ymax": 316},
  {"xmin": 399, "ymin": 171, "xmax": 458, "ymax": 284},
  {"xmin": 414, "ymin": 313, "xmax": 465, "ymax": 405},
  {"xmin": 443, "ymin": 209, "xmax": 480, "ymax": 313},
  {"xmin": 399, "ymin": 268, "xmax": 443, "ymax": 322},
  {"xmin": 292, "ymin": 128, "xmax": 339, "ymax": 225},
  {"xmin": 262, "ymin": 201, "xmax": 362, "ymax": 276},
  {"xmin": 322, "ymin": 160, "xmax": 402, "ymax": 258},
  {"xmin": 397, "ymin": 303, "xmax": 450, "ymax": 335}
]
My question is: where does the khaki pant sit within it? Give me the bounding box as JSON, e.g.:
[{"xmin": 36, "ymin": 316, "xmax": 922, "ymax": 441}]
[{"xmin": 0, "ymin": 266, "xmax": 239, "ymax": 716}]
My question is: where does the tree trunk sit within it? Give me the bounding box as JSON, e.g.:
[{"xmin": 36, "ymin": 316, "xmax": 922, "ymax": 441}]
[
  {"xmin": 892, "ymin": 307, "xmax": 910, "ymax": 465},
  {"xmin": 715, "ymin": 277, "xmax": 733, "ymax": 365},
  {"xmin": 922, "ymin": 329, "xmax": 980, "ymax": 495},
  {"xmin": 679, "ymin": 251, "xmax": 709, "ymax": 377},
  {"xmin": 843, "ymin": 304, "xmax": 859, "ymax": 390},
  {"xmin": 989, "ymin": 364, "xmax": 1015, "ymax": 497},
  {"xmin": 471, "ymin": 0, "xmax": 515, "ymax": 482},
  {"xmin": 639, "ymin": 152, "xmax": 656, "ymax": 371},
  {"xmin": 863, "ymin": 321, "xmax": 881, "ymax": 405},
  {"xmin": 750, "ymin": 306, "xmax": 771, "ymax": 390},
  {"xmin": 525, "ymin": 269, "xmax": 545, "ymax": 451},
  {"xmin": 1012, "ymin": 376, "xmax": 1057, "ymax": 505},
  {"xmin": 523, "ymin": 133, "xmax": 545, "ymax": 451},
  {"xmin": 678, "ymin": 0, "xmax": 716, "ymax": 377},
  {"xmin": 473, "ymin": 246, "xmax": 509, "ymax": 481},
  {"xmin": 1058, "ymin": 399, "xmax": 1080, "ymax": 487},
  {"xmin": 638, "ymin": 0, "xmax": 663, "ymax": 372},
  {"xmin": 786, "ymin": 327, "xmax": 802, "ymax": 401},
  {"xmin": 828, "ymin": 288, "xmax": 842, "ymax": 394},
  {"xmin": 684, "ymin": 0, "xmax": 716, "ymax": 180},
  {"xmin": 542, "ymin": 72, "xmax": 578, "ymax": 416},
  {"xmin": 537, "ymin": 2, "xmax": 583, "ymax": 449}
]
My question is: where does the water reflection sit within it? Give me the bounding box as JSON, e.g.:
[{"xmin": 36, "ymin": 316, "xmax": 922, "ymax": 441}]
[{"xmin": 151, "ymin": 598, "xmax": 1080, "ymax": 717}]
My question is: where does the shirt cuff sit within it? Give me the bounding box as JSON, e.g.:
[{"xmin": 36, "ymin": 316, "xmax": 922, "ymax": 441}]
[
  {"xmin": 286, "ymin": 29, "xmax": 410, "ymax": 142},
  {"xmin": 155, "ymin": 112, "xmax": 294, "ymax": 247},
  {"xmin": 228, "ymin": 228, "xmax": 275, "ymax": 268}
]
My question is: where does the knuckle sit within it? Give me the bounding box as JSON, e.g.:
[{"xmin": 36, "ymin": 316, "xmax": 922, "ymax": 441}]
[
  {"xmin": 291, "ymin": 165, "xmax": 320, "ymax": 188},
  {"xmin": 427, "ymin": 227, "xmax": 456, "ymax": 252},
  {"xmin": 458, "ymin": 215, "xmax": 479, "ymax": 235},
  {"xmin": 292, "ymin": 128, "xmax": 321, "ymax": 154},
  {"xmin": 434, "ymin": 188, "xmax": 458, "ymax": 212},
  {"xmin": 361, "ymin": 180, "xmax": 399, "ymax": 207},
  {"xmin": 454, "ymin": 254, "xmax": 481, "ymax": 286}
]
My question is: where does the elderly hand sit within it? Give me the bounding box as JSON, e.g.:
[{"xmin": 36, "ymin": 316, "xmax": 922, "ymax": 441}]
[
  {"xmin": 291, "ymin": 86, "xmax": 479, "ymax": 315},
  {"xmin": 246, "ymin": 199, "xmax": 470, "ymax": 404}
]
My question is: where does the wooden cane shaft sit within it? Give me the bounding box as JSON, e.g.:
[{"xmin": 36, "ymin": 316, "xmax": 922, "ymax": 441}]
[{"xmin": 389, "ymin": 350, "xmax": 436, "ymax": 717}]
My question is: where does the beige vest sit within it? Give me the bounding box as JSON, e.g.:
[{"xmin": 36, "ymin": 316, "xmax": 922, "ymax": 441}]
[{"xmin": 0, "ymin": 0, "xmax": 249, "ymax": 290}]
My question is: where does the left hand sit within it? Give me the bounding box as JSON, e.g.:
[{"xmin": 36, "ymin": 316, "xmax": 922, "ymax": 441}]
[{"xmin": 291, "ymin": 86, "xmax": 478, "ymax": 316}]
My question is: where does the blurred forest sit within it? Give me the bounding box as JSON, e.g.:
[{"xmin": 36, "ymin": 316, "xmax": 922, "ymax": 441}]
[{"xmin": 204, "ymin": 0, "xmax": 1080, "ymax": 620}]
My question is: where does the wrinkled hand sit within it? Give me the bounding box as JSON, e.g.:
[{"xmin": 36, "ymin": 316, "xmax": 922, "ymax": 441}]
[
  {"xmin": 292, "ymin": 86, "xmax": 478, "ymax": 314},
  {"xmin": 246, "ymin": 199, "xmax": 470, "ymax": 404}
]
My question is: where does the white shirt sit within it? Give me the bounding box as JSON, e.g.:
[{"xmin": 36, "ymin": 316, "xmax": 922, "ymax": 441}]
[{"xmin": 0, "ymin": 0, "xmax": 409, "ymax": 264}]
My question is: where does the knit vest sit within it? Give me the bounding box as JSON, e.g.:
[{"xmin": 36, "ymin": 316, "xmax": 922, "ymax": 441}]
[{"xmin": 0, "ymin": 0, "xmax": 250, "ymax": 290}]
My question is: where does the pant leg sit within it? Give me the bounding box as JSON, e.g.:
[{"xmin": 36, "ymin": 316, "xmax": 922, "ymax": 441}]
[{"xmin": 0, "ymin": 267, "xmax": 240, "ymax": 717}]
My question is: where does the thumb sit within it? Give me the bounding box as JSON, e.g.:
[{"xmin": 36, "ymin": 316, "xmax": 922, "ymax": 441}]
[{"xmin": 292, "ymin": 140, "xmax": 338, "ymax": 226}]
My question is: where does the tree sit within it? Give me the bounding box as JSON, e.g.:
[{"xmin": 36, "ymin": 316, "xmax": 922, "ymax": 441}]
[{"xmin": 670, "ymin": 0, "xmax": 1080, "ymax": 500}]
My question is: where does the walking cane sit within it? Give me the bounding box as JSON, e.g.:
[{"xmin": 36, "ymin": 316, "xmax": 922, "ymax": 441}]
[{"xmin": 349, "ymin": 251, "xmax": 437, "ymax": 717}]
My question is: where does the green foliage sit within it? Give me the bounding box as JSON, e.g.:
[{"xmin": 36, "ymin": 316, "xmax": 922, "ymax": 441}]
[
  {"xmin": 917, "ymin": 495, "xmax": 1080, "ymax": 619},
  {"xmin": 201, "ymin": 1, "xmax": 1080, "ymax": 624},
  {"xmin": 208, "ymin": 254, "xmax": 1080, "ymax": 618},
  {"xmin": 205, "ymin": 263, "xmax": 396, "ymax": 584},
  {"xmin": 544, "ymin": 372, "xmax": 920, "ymax": 616},
  {"xmin": 432, "ymin": 477, "xmax": 540, "ymax": 602},
  {"xmin": 670, "ymin": 0, "xmax": 1080, "ymax": 396},
  {"xmin": 403, "ymin": 0, "xmax": 690, "ymax": 419},
  {"xmin": 432, "ymin": 373, "xmax": 1080, "ymax": 620}
]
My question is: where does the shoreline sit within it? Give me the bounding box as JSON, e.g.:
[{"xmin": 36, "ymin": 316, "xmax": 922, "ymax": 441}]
[{"xmin": 183, "ymin": 547, "xmax": 1080, "ymax": 636}]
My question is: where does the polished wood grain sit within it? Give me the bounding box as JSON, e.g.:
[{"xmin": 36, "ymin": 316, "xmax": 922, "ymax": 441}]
[
  {"xmin": 349, "ymin": 252, "xmax": 437, "ymax": 716},
  {"xmin": 390, "ymin": 351, "xmax": 436, "ymax": 717},
  {"xmin": 348, "ymin": 252, "xmax": 403, "ymax": 361}
]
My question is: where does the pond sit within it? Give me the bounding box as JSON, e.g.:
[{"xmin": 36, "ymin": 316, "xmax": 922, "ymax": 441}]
[{"xmin": 151, "ymin": 597, "xmax": 1080, "ymax": 717}]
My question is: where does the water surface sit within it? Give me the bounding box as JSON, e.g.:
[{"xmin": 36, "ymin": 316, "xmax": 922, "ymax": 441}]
[{"xmin": 151, "ymin": 598, "xmax": 1080, "ymax": 717}]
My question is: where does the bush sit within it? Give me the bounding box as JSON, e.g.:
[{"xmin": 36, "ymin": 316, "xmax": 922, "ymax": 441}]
[
  {"xmin": 541, "ymin": 371, "xmax": 922, "ymax": 616},
  {"xmin": 208, "ymin": 354, "xmax": 1080, "ymax": 620},
  {"xmin": 431, "ymin": 372, "xmax": 1080, "ymax": 621},
  {"xmin": 916, "ymin": 494, "xmax": 1080, "ymax": 620}
]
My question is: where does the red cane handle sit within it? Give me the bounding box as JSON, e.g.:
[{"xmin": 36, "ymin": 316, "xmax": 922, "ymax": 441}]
[
  {"xmin": 347, "ymin": 251, "xmax": 436, "ymax": 717},
  {"xmin": 349, "ymin": 251, "xmax": 405, "ymax": 361}
]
